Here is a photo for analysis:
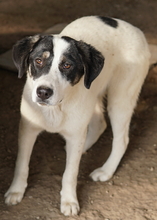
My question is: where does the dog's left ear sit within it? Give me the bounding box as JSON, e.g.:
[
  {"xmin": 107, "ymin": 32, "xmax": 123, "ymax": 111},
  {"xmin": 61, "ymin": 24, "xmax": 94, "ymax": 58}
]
[
  {"xmin": 76, "ymin": 41, "xmax": 105, "ymax": 89},
  {"xmin": 12, "ymin": 35, "xmax": 40, "ymax": 78}
]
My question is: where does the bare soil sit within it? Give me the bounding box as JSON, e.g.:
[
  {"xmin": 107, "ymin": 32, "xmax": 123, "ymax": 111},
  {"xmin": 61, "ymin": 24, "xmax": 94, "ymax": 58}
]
[{"xmin": 0, "ymin": 1, "xmax": 157, "ymax": 220}]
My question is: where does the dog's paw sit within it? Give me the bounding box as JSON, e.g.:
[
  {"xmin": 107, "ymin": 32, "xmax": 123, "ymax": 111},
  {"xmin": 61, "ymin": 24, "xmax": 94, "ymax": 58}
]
[
  {"xmin": 90, "ymin": 167, "xmax": 113, "ymax": 182},
  {"xmin": 61, "ymin": 201, "xmax": 80, "ymax": 216},
  {"xmin": 5, "ymin": 190, "xmax": 24, "ymax": 205}
]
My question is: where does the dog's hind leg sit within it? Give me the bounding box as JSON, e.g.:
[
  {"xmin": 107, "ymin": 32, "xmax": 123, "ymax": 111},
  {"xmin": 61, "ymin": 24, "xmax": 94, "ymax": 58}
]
[
  {"xmin": 5, "ymin": 116, "xmax": 42, "ymax": 205},
  {"xmin": 83, "ymin": 97, "xmax": 107, "ymax": 153},
  {"xmin": 90, "ymin": 101, "xmax": 131, "ymax": 181},
  {"xmin": 90, "ymin": 62, "xmax": 149, "ymax": 182}
]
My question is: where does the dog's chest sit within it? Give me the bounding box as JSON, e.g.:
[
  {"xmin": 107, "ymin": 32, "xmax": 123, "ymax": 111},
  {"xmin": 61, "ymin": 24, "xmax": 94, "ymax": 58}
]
[{"xmin": 41, "ymin": 106, "xmax": 65, "ymax": 132}]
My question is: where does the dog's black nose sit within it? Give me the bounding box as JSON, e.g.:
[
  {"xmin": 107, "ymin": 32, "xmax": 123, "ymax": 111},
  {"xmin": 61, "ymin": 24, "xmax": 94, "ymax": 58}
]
[{"xmin": 37, "ymin": 86, "xmax": 53, "ymax": 100}]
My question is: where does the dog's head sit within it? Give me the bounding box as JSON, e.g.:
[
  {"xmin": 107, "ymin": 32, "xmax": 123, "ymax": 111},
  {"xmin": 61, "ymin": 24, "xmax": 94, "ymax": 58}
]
[{"xmin": 13, "ymin": 34, "xmax": 104, "ymax": 106}]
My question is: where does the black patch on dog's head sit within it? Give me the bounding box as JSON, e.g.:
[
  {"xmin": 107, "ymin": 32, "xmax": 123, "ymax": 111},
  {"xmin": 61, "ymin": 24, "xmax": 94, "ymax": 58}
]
[
  {"xmin": 98, "ymin": 16, "xmax": 118, "ymax": 28},
  {"xmin": 59, "ymin": 37, "xmax": 84, "ymax": 86},
  {"xmin": 12, "ymin": 35, "xmax": 54, "ymax": 79},
  {"xmin": 13, "ymin": 34, "xmax": 104, "ymax": 89},
  {"xmin": 29, "ymin": 36, "xmax": 54, "ymax": 79},
  {"xmin": 62, "ymin": 36, "xmax": 105, "ymax": 89}
]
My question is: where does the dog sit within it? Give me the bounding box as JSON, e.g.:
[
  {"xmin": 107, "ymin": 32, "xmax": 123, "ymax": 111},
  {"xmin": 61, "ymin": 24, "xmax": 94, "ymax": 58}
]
[{"xmin": 4, "ymin": 16, "xmax": 150, "ymax": 216}]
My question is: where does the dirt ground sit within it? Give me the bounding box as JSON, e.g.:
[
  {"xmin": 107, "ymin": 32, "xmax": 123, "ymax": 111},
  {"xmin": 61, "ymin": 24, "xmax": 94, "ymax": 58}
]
[{"xmin": 0, "ymin": 1, "xmax": 157, "ymax": 220}]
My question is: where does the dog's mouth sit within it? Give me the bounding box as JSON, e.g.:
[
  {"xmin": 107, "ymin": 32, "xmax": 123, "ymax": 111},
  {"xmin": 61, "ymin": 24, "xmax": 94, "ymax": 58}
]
[
  {"xmin": 37, "ymin": 99, "xmax": 63, "ymax": 107},
  {"xmin": 37, "ymin": 102, "xmax": 48, "ymax": 106}
]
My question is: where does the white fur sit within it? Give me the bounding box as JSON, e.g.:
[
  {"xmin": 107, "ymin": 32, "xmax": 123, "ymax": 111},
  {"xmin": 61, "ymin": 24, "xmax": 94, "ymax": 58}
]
[{"xmin": 5, "ymin": 16, "xmax": 150, "ymax": 216}]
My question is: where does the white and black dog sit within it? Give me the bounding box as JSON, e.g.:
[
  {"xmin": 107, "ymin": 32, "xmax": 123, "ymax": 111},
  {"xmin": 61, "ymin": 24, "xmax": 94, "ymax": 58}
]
[{"xmin": 5, "ymin": 16, "xmax": 150, "ymax": 216}]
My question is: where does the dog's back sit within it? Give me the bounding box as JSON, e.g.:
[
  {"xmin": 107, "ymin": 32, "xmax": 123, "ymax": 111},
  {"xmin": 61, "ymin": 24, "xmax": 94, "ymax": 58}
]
[
  {"xmin": 60, "ymin": 16, "xmax": 150, "ymax": 61},
  {"xmin": 60, "ymin": 16, "xmax": 150, "ymax": 96}
]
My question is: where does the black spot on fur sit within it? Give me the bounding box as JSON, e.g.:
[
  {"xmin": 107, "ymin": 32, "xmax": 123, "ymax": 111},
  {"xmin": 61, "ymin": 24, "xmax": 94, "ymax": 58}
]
[{"xmin": 98, "ymin": 16, "xmax": 118, "ymax": 28}]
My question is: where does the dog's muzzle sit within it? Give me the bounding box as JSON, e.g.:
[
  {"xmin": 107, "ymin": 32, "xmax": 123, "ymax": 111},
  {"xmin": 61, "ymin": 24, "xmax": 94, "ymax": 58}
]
[{"xmin": 36, "ymin": 86, "xmax": 53, "ymax": 105}]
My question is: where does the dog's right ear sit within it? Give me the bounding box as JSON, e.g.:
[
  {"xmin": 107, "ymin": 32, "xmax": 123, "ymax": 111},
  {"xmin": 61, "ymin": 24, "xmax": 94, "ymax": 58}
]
[
  {"xmin": 75, "ymin": 40, "xmax": 105, "ymax": 89},
  {"xmin": 12, "ymin": 35, "xmax": 40, "ymax": 78}
]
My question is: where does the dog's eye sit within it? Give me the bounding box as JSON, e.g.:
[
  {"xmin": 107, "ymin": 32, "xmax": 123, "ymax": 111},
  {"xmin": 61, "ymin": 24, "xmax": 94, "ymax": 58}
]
[
  {"xmin": 35, "ymin": 58, "xmax": 43, "ymax": 65},
  {"xmin": 63, "ymin": 63, "xmax": 71, "ymax": 69}
]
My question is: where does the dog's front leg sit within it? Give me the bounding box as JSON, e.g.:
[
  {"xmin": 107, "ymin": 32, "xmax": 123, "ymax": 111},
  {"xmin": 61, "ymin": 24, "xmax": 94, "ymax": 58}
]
[
  {"xmin": 60, "ymin": 130, "xmax": 86, "ymax": 216},
  {"xmin": 5, "ymin": 116, "xmax": 42, "ymax": 205}
]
